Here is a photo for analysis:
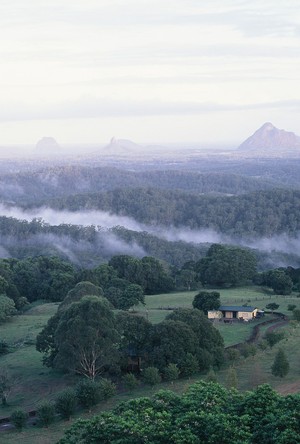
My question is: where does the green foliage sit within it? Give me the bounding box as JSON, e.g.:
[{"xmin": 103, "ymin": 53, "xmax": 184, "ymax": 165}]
[
  {"xmin": 206, "ymin": 368, "xmax": 218, "ymax": 383},
  {"xmin": 166, "ymin": 308, "xmax": 225, "ymax": 369},
  {"xmin": 55, "ymin": 388, "xmax": 77, "ymax": 420},
  {"xmin": 163, "ymin": 363, "xmax": 180, "ymax": 382},
  {"xmin": 0, "ymin": 368, "xmax": 12, "ymax": 406},
  {"xmin": 10, "ymin": 409, "xmax": 28, "ymax": 431},
  {"xmin": 265, "ymin": 330, "xmax": 285, "ymax": 347},
  {"xmin": 179, "ymin": 352, "xmax": 199, "ymax": 377},
  {"xmin": 12, "ymin": 256, "xmax": 76, "ymax": 302},
  {"xmin": 265, "ymin": 302, "xmax": 280, "ymax": 312},
  {"xmin": 226, "ymin": 348, "xmax": 240, "ymax": 363},
  {"xmin": 143, "ymin": 367, "xmax": 161, "ymax": 386},
  {"xmin": 110, "ymin": 283, "xmax": 145, "ymax": 310},
  {"xmin": 196, "ymin": 244, "xmax": 257, "ymax": 287},
  {"xmin": 117, "ymin": 311, "xmax": 151, "ymax": 356},
  {"xmin": 59, "ymin": 281, "xmax": 103, "ymax": 311},
  {"xmin": 288, "ymin": 304, "xmax": 297, "ymax": 311},
  {"xmin": 36, "ymin": 401, "xmax": 55, "ymax": 427},
  {"xmin": 262, "ymin": 270, "xmax": 293, "ymax": 295},
  {"xmin": 75, "ymin": 379, "xmax": 101, "ymax": 409},
  {"xmin": 0, "ymin": 340, "xmax": 9, "ymax": 356},
  {"xmin": 54, "ymin": 296, "xmax": 120, "ymax": 379},
  {"xmin": 122, "ymin": 373, "xmax": 140, "ymax": 391},
  {"xmin": 36, "ymin": 311, "xmax": 61, "ymax": 367},
  {"xmin": 192, "ymin": 290, "xmax": 220, "ymax": 314},
  {"xmin": 293, "ymin": 309, "xmax": 300, "ymax": 321},
  {"xmin": 271, "ymin": 348, "xmax": 290, "ymax": 378},
  {"xmin": 0, "ymin": 294, "xmax": 16, "ymax": 322},
  {"xmin": 239, "ymin": 343, "xmax": 257, "ymax": 358},
  {"xmin": 226, "ymin": 366, "xmax": 238, "ymax": 389},
  {"xmin": 98, "ymin": 378, "xmax": 116, "ymax": 400}
]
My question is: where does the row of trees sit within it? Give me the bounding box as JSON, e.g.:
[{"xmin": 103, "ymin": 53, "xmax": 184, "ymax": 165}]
[{"xmin": 1, "ymin": 246, "xmax": 299, "ymax": 323}]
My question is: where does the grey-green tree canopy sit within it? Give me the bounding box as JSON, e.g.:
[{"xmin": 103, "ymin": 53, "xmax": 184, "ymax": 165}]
[{"xmin": 54, "ymin": 296, "xmax": 120, "ymax": 379}]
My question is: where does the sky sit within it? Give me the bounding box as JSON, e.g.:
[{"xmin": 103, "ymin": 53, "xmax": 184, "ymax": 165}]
[{"xmin": 1, "ymin": 0, "xmax": 300, "ymax": 146}]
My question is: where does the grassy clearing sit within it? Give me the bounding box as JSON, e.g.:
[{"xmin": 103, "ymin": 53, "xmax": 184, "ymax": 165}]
[
  {"xmin": 4, "ymin": 323, "xmax": 300, "ymax": 444},
  {"xmin": 0, "ymin": 303, "xmax": 75, "ymax": 417}
]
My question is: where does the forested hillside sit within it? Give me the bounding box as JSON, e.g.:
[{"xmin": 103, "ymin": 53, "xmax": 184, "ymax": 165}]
[
  {"xmin": 48, "ymin": 188, "xmax": 300, "ymax": 237},
  {"xmin": 0, "ymin": 165, "xmax": 276, "ymax": 205}
]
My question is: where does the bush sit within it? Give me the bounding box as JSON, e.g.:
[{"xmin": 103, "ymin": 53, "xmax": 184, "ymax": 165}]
[
  {"xmin": 98, "ymin": 378, "xmax": 116, "ymax": 400},
  {"xmin": 36, "ymin": 401, "xmax": 55, "ymax": 427},
  {"xmin": 10, "ymin": 409, "xmax": 28, "ymax": 431},
  {"xmin": 258, "ymin": 340, "xmax": 268, "ymax": 350},
  {"xmin": 226, "ymin": 348, "xmax": 240, "ymax": 363},
  {"xmin": 75, "ymin": 379, "xmax": 101, "ymax": 409},
  {"xmin": 239, "ymin": 344, "xmax": 257, "ymax": 358},
  {"xmin": 206, "ymin": 368, "xmax": 218, "ymax": 383},
  {"xmin": 293, "ymin": 309, "xmax": 300, "ymax": 321},
  {"xmin": 0, "ymin": 340, "xmax": 9, "ymax": 356},
  {"xmin": 265, "ymin": 331, "xmax": 285, "ymax": 347},
  {"xmin": 271, "ymin": 348, "xmax": 290, "ymax": 378},
  {"xmin": 288, "ymin": 304, "xmax": 297, "ymax": 311},
  {"xmin": 55, "ymin": 389, "xmax": 77, "ymax": 420},
  {"xmin": 143, "ymin": 367, "xmax": 161, "ymax": 386},
  {"xmin": 179, "ymin": 353, "xmax": 199, "ymax": 377},
  {"xmin": 122, "ymin": 373, "xmax": 140, "ymax": 391},
  {"xmin": 164, "ymin": 363, "xmax": 180, "ymax": 382}
]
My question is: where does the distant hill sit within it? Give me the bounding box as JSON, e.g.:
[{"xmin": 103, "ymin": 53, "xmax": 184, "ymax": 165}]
[
  {"xmin": 238, "ymin": 122, "xmax": 300, "ymax": 152},
  {"xmin": 35, "ymin": 137, "xmax": 62, "ymax": 157}
]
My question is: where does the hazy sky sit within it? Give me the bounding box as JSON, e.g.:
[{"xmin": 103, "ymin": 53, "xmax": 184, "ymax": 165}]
[{"xmin": 1, "ymin": 0, "xmax": 300, "ymax": 146}]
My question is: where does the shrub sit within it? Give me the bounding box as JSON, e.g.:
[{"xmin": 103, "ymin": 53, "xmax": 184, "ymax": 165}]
[
  {"xmin": 55, "ymin": 388, "xmax": 77, "ymax": 420},
  {"xmin": 98, "ymin": 378, "xmax": 116, "ymax": 400},
  {"xmin": 36, "ymin": 401, "xmax": 55, "ymax": 427},
  {"xmin": 0, "ymin": 340, "xmax": 9, "ymax": 356},
  {"xmin": 288, "ymin": 304, "xmax": 297, "ymax": 311},
  {"xmin": 226, "ymin": 366, "xmax": 238, "ymax": 389},
  {"xmin": 265, "ymin": 331, "xmax": 285, "ymax": 347},
  {"xmin": 10, "ymin": 409, "xmax": 28, "ymax": 431},
  {"xmin": 143, "ymin": 367, "xmax": 161, "ymax": 386},
  {"xmin": 179, "ymin": 353, "xmax": 199, "ymax": 377},
  {"xmin": 122, "ymin": 373, "xmax": 140, "ymax": 391},
  {"xmin": 240, "ymin": 344, "xmax": 256, "ymax": 358},
  {"xmin": 293, "ymin": 309, "xmax": 300, "ymax": 321},
  {"xmin": 226, "ymin": 348, "xmax": 240, "ymax": 363},
  {"xmin": 206, "ymin": 368, "xmax": 218, "ymax": 383},
  {"xmin": 271, "ymin": 348, "xmax": 290, "ymax": 378},
  {"xmin": 164, "ymin": 363, "xmax": 180, "ymax": 382},
  {"xmin": 75, "ymin": 379, "xmax": 101, "ymax": 409}
]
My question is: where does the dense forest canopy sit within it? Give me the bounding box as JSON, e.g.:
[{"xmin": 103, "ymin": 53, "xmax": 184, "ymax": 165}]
[{"xmin": 47, "ymin": 188, "xmax": 300, "ymax": 237}]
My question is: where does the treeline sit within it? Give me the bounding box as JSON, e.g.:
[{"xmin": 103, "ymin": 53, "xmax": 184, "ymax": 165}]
[
  {"xmin": 0, "ymin": 216, "xmax": 209, "ymax": 267},
  {"xmin": 1, "ymin": 245, "xmax": 299, "ymax": 319},
  {"xmin": 48, "ymin": 188, "xmax": 300, "ymax": 236},
  {"xmin": 0, "ymin": 165, "xmax": 276, "ymax": 205}
]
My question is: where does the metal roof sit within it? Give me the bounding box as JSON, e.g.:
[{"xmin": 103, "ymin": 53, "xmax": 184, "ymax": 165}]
[{"xmin": 219, "ymin": 305, "xmax": 256, "ymax": 312}]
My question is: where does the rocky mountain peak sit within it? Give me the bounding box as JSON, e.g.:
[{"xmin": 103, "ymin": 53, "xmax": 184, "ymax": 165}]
[{"xmin": 238, "ymin": 122, "xmax": 300, "ymax": 152}]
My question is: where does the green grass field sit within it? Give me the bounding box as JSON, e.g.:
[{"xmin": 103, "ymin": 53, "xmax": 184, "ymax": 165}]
[{"xmin": 1, "ymin": 286, "xmax": 300, "ymax": 443}]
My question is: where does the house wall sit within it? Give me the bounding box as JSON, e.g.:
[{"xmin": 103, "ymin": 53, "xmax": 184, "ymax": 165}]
[
  {"xmin": 237, "ymin": 309, "xmax": 257, "ymax": 319},
  {"xmin": 208, "ymin": 310, "xmax": 222, "ymax": 319}
]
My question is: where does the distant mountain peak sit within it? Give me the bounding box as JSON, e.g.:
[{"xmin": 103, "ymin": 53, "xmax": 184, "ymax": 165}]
[
  {"xmin": 238, "ymin": 122, "xmax": 300, "ymax": 152},
  {"xmin": 35, "ymin": 137, "xmax": 61, "ymax": 156}
]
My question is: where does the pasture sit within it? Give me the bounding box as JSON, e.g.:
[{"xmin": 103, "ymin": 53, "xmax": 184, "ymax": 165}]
[{"xmin": 1, "ymin": 286, "xmax": 300, "ymax": 444}]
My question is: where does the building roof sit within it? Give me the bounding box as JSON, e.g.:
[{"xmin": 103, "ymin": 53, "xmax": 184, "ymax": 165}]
[{"xmin": 219, "ymin": 305, "xmax": 256, "ymax": 313}]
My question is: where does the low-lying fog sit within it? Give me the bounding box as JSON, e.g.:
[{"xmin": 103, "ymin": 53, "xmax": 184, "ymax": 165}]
[{"xmin": 0, "ymin": 204, "xmax": 299, "ymax": 260}]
